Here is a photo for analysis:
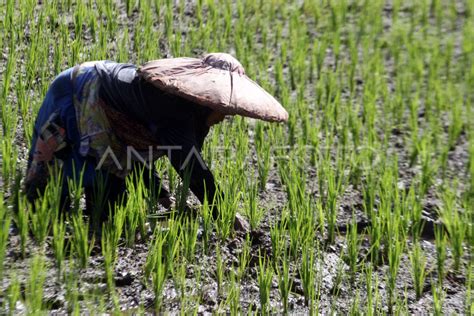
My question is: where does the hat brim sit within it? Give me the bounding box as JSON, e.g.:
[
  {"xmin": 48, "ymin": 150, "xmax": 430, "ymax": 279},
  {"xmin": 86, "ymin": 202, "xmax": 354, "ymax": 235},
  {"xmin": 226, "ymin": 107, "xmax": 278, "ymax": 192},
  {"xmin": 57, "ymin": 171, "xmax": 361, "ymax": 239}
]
[{"xmin": 138, "ymin": 58, "xmax": 288, "ymax": 123}]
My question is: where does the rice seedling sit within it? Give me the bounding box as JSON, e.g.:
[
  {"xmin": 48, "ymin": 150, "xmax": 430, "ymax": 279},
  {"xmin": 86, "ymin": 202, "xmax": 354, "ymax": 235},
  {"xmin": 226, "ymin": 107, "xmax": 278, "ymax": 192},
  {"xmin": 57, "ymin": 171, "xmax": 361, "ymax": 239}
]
[
  {"xmin": 467, "ymin": 261, "xmax": 473, "ymax": 315},
  {"xmin": 237, "ymin": 234, "xmax": 251, "ymax": 282},
  {"xmin": 270, "ymin": 218, "xmax": 285, "ymax": 266},
  {"xmin": 163, "ymin": 218, "xmax": 180, "ymax": 276},
  {"xmin": 144, "ymin": 227, "xmax": 166, "ymax": 282},
  {"xmin": 299, "ymin": 245, "xmax": 316, "ymax": 310},
  {"xmin": 25, "ymin": 255, "xmax": 46, "ymax": 313},
  {"xmin": 214, "ymin": 190, "xmax": 239, "ymax": 241},
  {"xmin": 245, "ymin": 180, "xmax": 265, "ymax": 230},
  {"xmin": 65, "ymin": 261, "xmax": 81, "ymax": 314},
  {"xmin": 227, "ymin": 269, "xmax": 241, "ymax": 315},
  {"xmin": 123, "ymin": 178, "xmax": 147, "ymax": 248},
  {"xmin": 14, "ymin": 195, "xmax": 29, "ymax": 259},
  {"xmin": 255, "ymin": 124, "xmax": 272, "ymax": 191},
  {"xmin": 432, "ymin": 281, "xmax": 445, "ymax": 316},
  {"xmin": 364, "ymin": 264, "xmax": 375, "ymax": 316},
  {"xmin": 331, "ymin": 251, "xmax": 346, "ymax": 299},
  {"xmin": 52, "ymin": 213, "xmax": 67, "ymax": 278},
  {"xmin": 68, "ymin": 165, "xmax": 86, "ymax": 214},
  {"xmin": 434, "ymin": 224, "xmax": 447, "ymax": 285},
  {"xmin": 348, "ymin": 290, "xmax": 361, "ymax": 316},
  {"xmin": 257, "ymin": 253, "xmax": 273, "ymax": 314},
  {"xmin": 215, "ymin": 245, "xmax": 225, "ymax": 297},
  {"xmin": 180, "ymin": 215, "xmax": 199, "ymax": 263},
  {"xmin": 409, "ymin": 242, "xmax": 428, "ymax": 299},
  {"xmin": 151, "ymin": 232, "xmax": 167, "ymax": 311},
  {"xmin": 71, "ymin": 211, "xmax": 94, "ymax": 269},
  {"xmin": 0, "ymin": 192, "xmax": 10, "ymax": 280},
  {"xmin": 200, "ymin": 193, "xmax": 213, "ymax": 253},
  {"xmin": 275, "ymin": 249, "xmax": 292, "ymax": 314},
  {"xmin": 439, "ymin": 184, "xmax": 466, "ymax": 272},
  {"xmin": 6, "ymin": 273, "xmax": 20, "ymax": 315},
  {"xmin": 30, "ymin": 196, "xmax": 52, "ymax": 247},
  {"xmin": 386, "ymin": 231, "xmax": 405, "ymax": 313},
  {"xmin": 172, "ymin": 258, "xmax": 187, "ymax": 303},
  {"xmin": 345, "ymin": 214, "xmax": 362, "ymax": 279}
]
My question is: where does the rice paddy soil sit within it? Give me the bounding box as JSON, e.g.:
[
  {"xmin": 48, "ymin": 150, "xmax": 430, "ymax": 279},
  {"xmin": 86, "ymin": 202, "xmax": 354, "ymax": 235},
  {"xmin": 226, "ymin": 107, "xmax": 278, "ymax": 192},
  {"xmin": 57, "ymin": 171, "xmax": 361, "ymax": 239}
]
[{"xmin": 0, "ymin": 0, "xmax": 472, "ymax": 314}]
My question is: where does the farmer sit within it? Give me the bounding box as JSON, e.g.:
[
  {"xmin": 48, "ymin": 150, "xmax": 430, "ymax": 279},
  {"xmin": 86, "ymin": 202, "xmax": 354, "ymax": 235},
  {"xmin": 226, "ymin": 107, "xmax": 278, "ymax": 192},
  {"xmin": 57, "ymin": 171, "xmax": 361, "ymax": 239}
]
[{"xmin": 24, "ymin": 53, "xmax": 288, "ymax": 227}]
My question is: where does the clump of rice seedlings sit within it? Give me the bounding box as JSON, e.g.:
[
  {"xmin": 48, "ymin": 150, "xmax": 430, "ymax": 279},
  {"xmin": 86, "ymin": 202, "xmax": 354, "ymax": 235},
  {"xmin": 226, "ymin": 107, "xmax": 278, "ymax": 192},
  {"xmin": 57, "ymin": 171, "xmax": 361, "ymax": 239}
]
[
  {"xmin": 227, "ymin": 270, "xmax": 241, "ymax": 315},
  {"xmin": 364, "ymin": 264, "xmax": 375, "ymax": 316},
  {"xmin": 214, "ymin": 191, "xmax": 239, "ymax": 241},
  {"xmin": 68, "ymin": 165, "xmax": 86, "ymax": 214},
  {"xmin": 215, "ymin": 245, "xmax": 225, "ymax": 297},
  {"xmin": 31, "ymin": 196, "xmax": 52, "ymax": 247},
  {"xmin": 101, "ymin": 220, "xmax": 121, "ymax": 291},
  {"xmin": 151, "ymin": 232, "xmax": 167, "ymax": 311},
  {"xmin": 123, "ymin": 189, "xmax": 146, "ymax": 247},
  {"xmin": 71, "ymin": 211, "xmax": 95, "ymax": 269},
  {"xmin": 6, "ymin": 272, "xmax": 21, "ymax": 314},
  {"xmin": 386, "ymin": 230, "xmax": 405, "ymax": 313},
  {"xmin": 52, "ymin": 213, "xmax": 67, "ymax": 278},
  {"xmin": 299, "ymin": 245, "xmax": 316, "ymax": 310},
  {"xmin": 200, "ymin": 194, "xmax": 213, "ymax": 253},
  {"xmin": 331, "ymin": 251, "xmax": 345, "ymax": 299},
  {"xmin": 25, "ymin": 255, "xmax": 46, "ymax": 313},
  {"xmin": 257, "ymin": 254, "xmax": 273, "ymax": 314},
  {"xmin": 237, "ymin": 234, "xmax": 251, "ymax": 281},
  {"xmin": 345, "ymin": 214, "xmax": 362, "ymax": 279},
  {"xmin": 172, "ymin": 258, "xmax": 187, "ymax": 303},
  {"xmin": 275, "ymin": 249, "xmax": 292, "ymax": 314},
  {"xmin": 286, "ymin": 189, "xmax": 314, "ymax": 259},
  {"xmin": 181, "ymin": 215, "xmax": 199, "ymax": 263},
  {"xmin": 395, "ymin": 285, "xmax": 410, "ymax": 314},
  {"xmin": 270, "ymin": 218, "xmax": 286, "ymax": 265},
  {"xmin": 365, "ymin": 263, "xmax": 384, "ymax": 316},
  {"xmin": 432, "ymin": 281, "xmax": 445, "ymax": 316},
  {"xmin": 164, "ymin": 218, "xmax": 180, "ymax": 276},
  {"xmin": 124, "ymin": 167, "xmax": 150, "ymax": 246},
  {"xmin": 407, "ymin": 187, "xmax": 423, "ymax": 242},
  {"xmin": 144, "ymin": 227, "xmax": 165, "ymax": 280},
  {"xmin": 409, "ymin": 242, "xmax": 428, "ymax": 299},
  {"xmin": 438, "ymin": 183, "xmax": 466, "ymax": 272},
  {"xmin": 368, "ymin": 215, "xmax": 383, "ymax": 265},
  {"xmin": 101, "ymin": 238, "xmax": 114, "ymax": 292},
  {"xmin": 255, "ymin": 123, "xmax": 272, "ymax": 191},
  {"xmin": 245, "ymin": 180, "xmax": 265, "ymax": 230},
  {"xmin": 418, "ymin": 138, "xmax": 437, "ymax": 197},
  {"xmin": 1, "ymin": 119, "xmax": 18, "ymax": 191},
  {"xmin": 15, "ymin": 196, "xmax": 29, "ymax": 258},
  {"xmin": 29, "ymin": 167, "xmax": 62, "ymax": 248},
  {"xmin": 102, "ymin": 201, "xmax": 126, "ymax": 287},
  {"xmin": 320, "ymin": 159, "xmax": 344, "ymax": 245},
  {"xmin": 65, "ymin": 261, "xmax": 80, "ymax": 313},
  {"xmin": 0, "ymin": 192, "xmax": 10, "ymax": 279},
  {"xmin": 175, "ymin": 166, "xmax": 192, "ymax": 214},
  {"xmin": 434, "ymin": 224, "xmax": 447, "ymax": 285},
  {"xmin": 315, "ymin": 199, "xmax": 326, "ymax": 237},
  {"xmin": 466, "ymin": 261, "xmax": 473, "ymax": 314},
  {"xmin": 349, "ymin": 290, "xmax": 361, "ymax": 316}
]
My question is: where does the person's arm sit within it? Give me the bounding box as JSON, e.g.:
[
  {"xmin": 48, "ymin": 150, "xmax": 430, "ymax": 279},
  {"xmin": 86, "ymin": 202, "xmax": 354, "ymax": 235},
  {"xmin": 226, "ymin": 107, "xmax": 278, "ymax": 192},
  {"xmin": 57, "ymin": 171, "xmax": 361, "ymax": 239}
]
[{"xmin": 157, "ymin": 120, "xmax": 220, "ymax": 215}]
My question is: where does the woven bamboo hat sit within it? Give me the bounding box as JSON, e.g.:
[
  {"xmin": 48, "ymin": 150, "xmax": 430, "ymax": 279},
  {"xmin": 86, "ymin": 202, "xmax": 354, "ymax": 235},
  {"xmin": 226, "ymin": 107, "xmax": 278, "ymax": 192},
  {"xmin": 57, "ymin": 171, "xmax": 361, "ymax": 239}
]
[{"xmin": 137, "ymin": 53, "xmax": 288, "ymax": 122}]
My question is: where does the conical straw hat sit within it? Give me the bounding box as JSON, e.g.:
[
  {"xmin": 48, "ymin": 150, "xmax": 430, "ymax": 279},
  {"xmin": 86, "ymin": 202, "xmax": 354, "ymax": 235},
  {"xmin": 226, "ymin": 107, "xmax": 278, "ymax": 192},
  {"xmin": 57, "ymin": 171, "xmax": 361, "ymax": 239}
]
[{"xmin": 137, "ymin": 53, "xmax": 288, "ymax": 122}]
